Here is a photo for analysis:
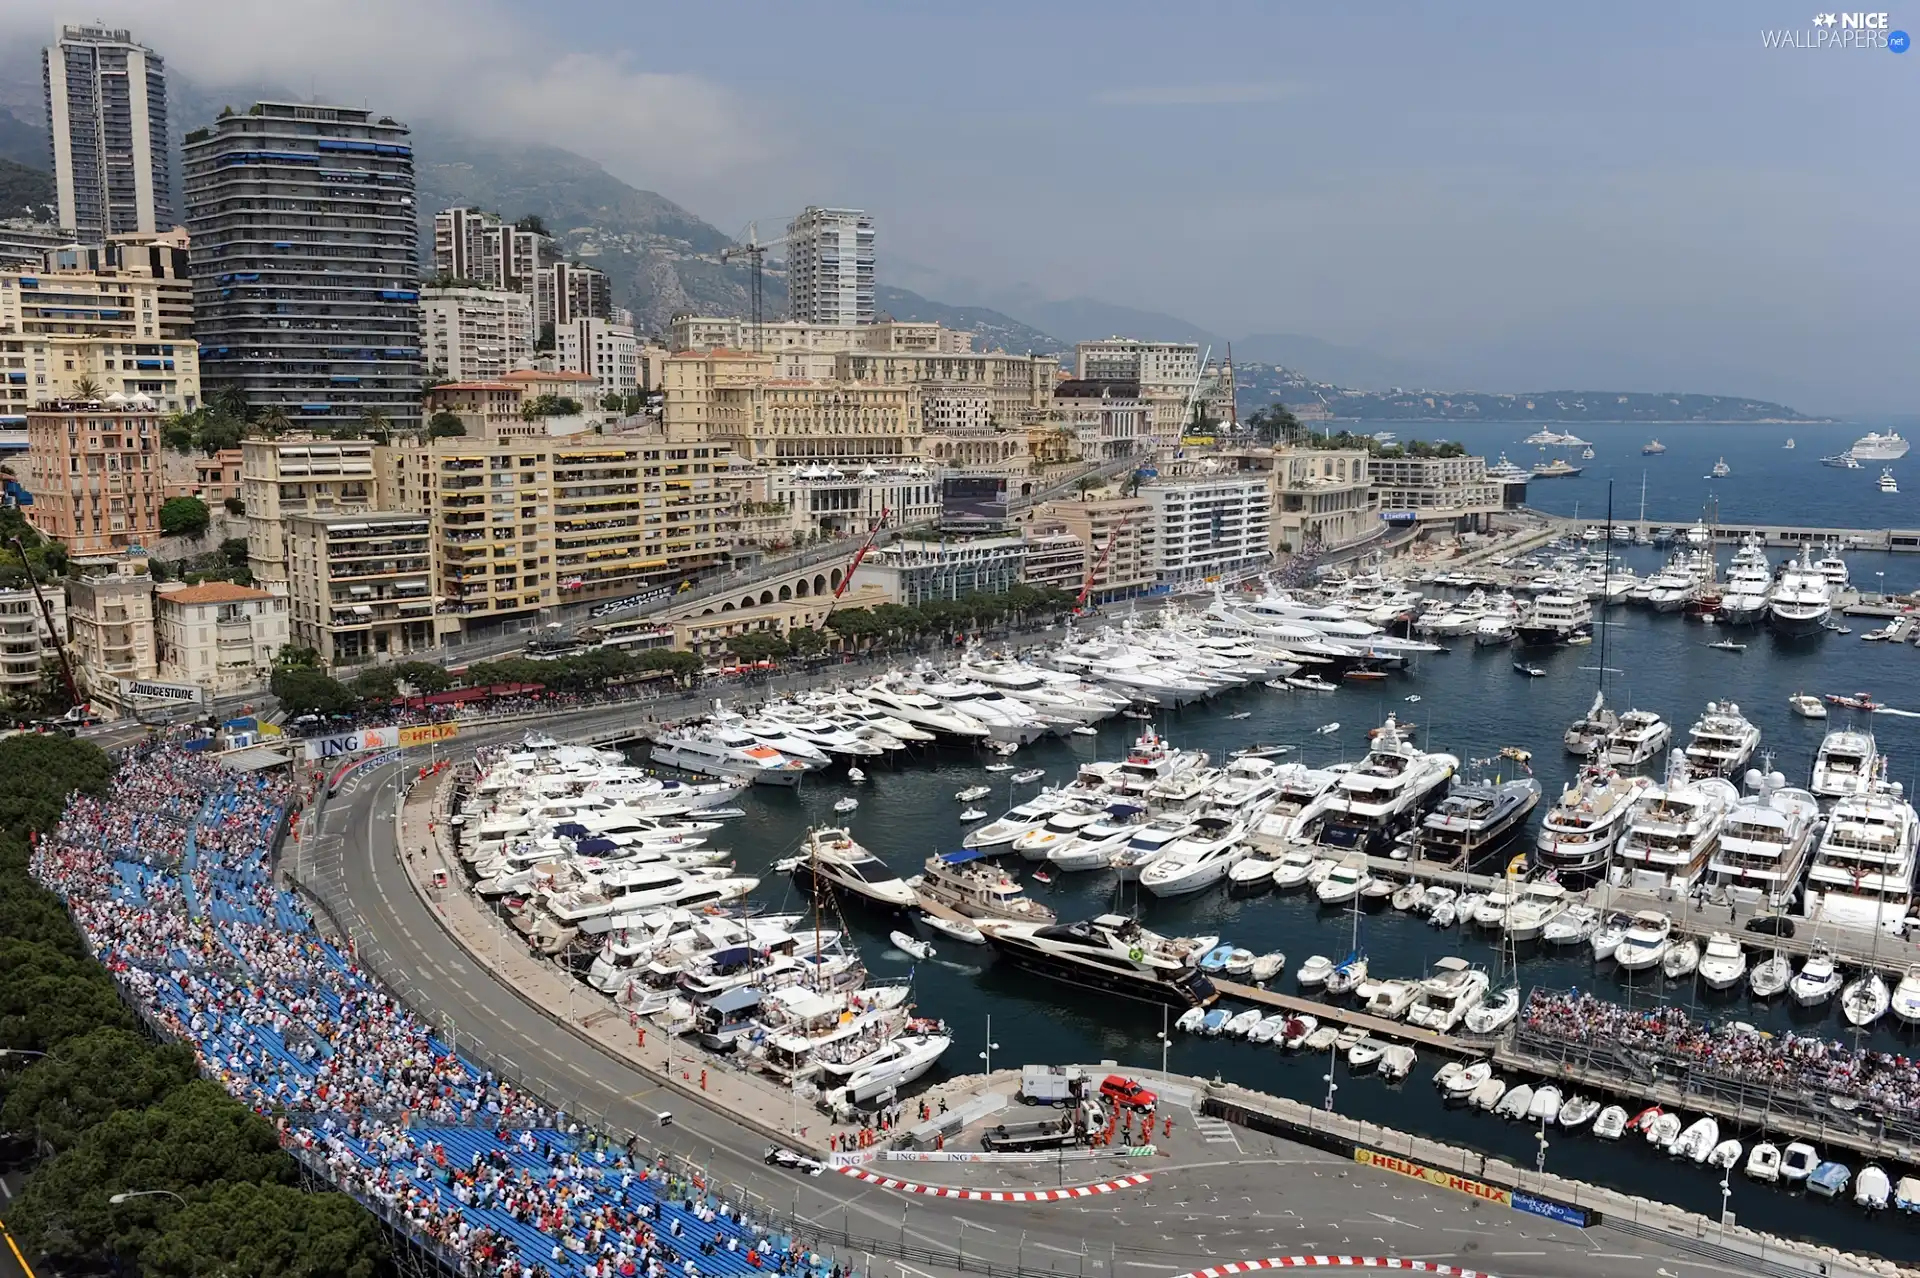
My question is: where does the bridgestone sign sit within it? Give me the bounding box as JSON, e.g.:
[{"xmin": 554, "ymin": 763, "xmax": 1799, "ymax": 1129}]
[{"xmin": 119, "ymin": 679, "xmax": 208, "ymax": 705}]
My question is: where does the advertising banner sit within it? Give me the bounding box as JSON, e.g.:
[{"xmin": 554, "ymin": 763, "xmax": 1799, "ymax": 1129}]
[
  {"xmin": 1353, "ymin": 1148, "xmax": 1511, "ymax": 1207},
  {"xmin": 302, "ymin": 727, "xmax": 398, "ymax": 761},
  {"xmin": 397, "ymin": 723, "xmax": 460, "ymax": 748},
  {"xmin": 120, "ymin": 678, "xmax": 208, "ymax": 704},
  {"xmin": 1511, "ymin": 1189, "xmax": 1593, "ymax": 1228}
]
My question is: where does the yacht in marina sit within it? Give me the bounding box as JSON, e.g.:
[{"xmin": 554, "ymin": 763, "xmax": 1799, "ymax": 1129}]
[
  {"xmin": 1803, "ymin": 787, "xmax": 1920, "ymax": 933},
  {"xmin": 1404, "ymin": 956, "xmax": 1490, "ymax": 1032},
  {"xmin": 820, "ymin": 1027, "xmax": 954, "ymax": 1107},
  {"xmin": 1811, "ymin": 730, "xmax": 1879, "ymax": 803},
  {"xmin": 1610, "ymin": 761, "xmax": 1741, "ymax": 893},
  {"xmin": 1766, "ymin": 546, "xmax": 1833, "ymax": 637},
  {"xmin": 650, "ymin": 723, "xmax": 815, "ymax": 786},
  {"xmin": 1301, "ymin": 717, "xmax": 1458, "ymax": 856},
  {"xmin": 1814, "ymin": 541, "xmax": 1851, "ymax": 589},
  {"xmin": 914, "ymin": 676, "xmax": 1055, "ymax": 744},
  {"xmin": 1109, "ymin": 815, "xmax": 1201, "ymax": 880},
  {"xmin": 780, "ymin": 827, "xmax": 917, "ymax": 910},
  {"xmin": 1486, "ymin": 454, "xmax": 1529, "ymax": 482},
  {"xmin": 1849, "ymin": 430, "xmax": 1910, "ymax": 460},
  {"xmin": 1246, "ymin": 764, "xmax": 1344, "ymax": 847},
  {"xmin": 1681, "ymin": 701, "xmax": 1761, "ymax": 780},
  {"xmin": 1643, "ymin": 557, "xmax": 1698, "ymax": 613},
  {"xmin": 1534, "ymin": 767, "xmax": 1653, "ymax": 875},
  {"xmin": 963, "ymin": 794, "xmax": 1091, "ymax": 851},
  {"xmin": 1402, "ymin": 776, "xmax": 1542, "ymax": 871},
  {"xmin": 1705, "ymin": 770, "xmax": 1822, "ymax": 908},
  {"xmin": 1718, "ymin": 536, "xmax": 1772, "ymax": 625},
  {"xmin": 911, "ymin": 849, "xmax": 1056, "ymax": 922},
  {"xmin": 1601, "ymin": 709, "xmax": 1673, "ymax": 770},
  {"xmin": 831, "ymin": 697, "xmax": 936, "ymax": 745},
  {"xmin": 1141, "ymin": 812, "xmax": 1258, "ymax": 897},
  {"xmin": 1515, "ymin": 591, "xmax": 1592, "ymax": 646},
  {"xmin": 978, "ymin": 913, "xmax": 1220, "ymax": 1008},
  {"xmin": 863, "ymin": 684, "xmax": 993, "ymax": 741},
  {"xmin": 1044, "ymin": 808, "xmax": 1151, "ymax": 871},
  {"xmin": 1563, "ymin": 691, "xmax": 1619, "ymax": 758},
  {"xmin": 1012, "ymin": 809, "xmax": 1110, "ymax": 861},
  {"xmin": 754, "ymin": 705, "xmax": 886, "ymax": 760}
]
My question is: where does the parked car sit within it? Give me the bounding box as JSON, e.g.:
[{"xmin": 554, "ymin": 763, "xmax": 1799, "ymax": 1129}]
[{"xmin": 1098, "ymin": 1074, "xmax": 1158, "ymax": 1111}]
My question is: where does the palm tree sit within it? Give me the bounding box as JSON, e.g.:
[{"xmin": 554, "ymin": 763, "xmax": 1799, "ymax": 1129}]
[
  {"xmin": 255, "ymin": 407, "xmax": 293, "ymax": 436},
  {"xmin": 72, "ymin": 376, "xmax": 103, "ymax": 401}
]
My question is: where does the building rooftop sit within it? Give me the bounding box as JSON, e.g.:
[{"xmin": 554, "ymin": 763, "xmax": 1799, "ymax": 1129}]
[
  {"xmin": 499, "ymin": 370, "xmax": 598, "ymax": 384},
  {"xmin": 158, "ymin": 582, "xmax": 275, "ymax": 606}
]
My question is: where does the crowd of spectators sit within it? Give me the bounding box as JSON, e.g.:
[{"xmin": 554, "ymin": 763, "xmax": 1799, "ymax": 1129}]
[{"xmin": 30, "ymin": 738, "xmax": 838, "ymax": 1278}]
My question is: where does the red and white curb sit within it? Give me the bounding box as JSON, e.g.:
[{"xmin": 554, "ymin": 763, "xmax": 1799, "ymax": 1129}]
[
  {"xmin": 833, "ymin": 1167, "xmax": 1151, "ymax": 1201},
  {"xmin": 1170, "ymin": 1261, "xmax": 1496, "ymax": 1278}
]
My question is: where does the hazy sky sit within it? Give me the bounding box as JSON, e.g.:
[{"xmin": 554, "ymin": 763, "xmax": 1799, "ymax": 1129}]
[{"xmin": 2, "ymin": 2, "xmax": 1912, "ymax": 412}]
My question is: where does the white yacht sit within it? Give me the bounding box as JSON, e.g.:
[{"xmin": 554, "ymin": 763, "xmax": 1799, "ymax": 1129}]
[
  {"xmin": 756, "ymin": 704, "xmax": 886, "ymax": 759},
  {"xmin": 1533, "ymin": 768, "xmax": 1652, "ymax": 875},
  {"xmin": 822, "ymin": 1030, "xmax": 953, "ymax": 1107},
  {"xmin": 1563, "ymin": 691, "xmax": 1619, "ymax": 758},
  {"xmin": 1644, "ymin": 557, "xmax": 1697, "ymax": 613},
  {"xmin": 1814, "ymin": 541, "xmax": 1852, "ymax": 588},
  {"xmin": 1698, "ymin": 932, "xmax": 1749, "ymax": 990},
  {"xmin": 834, "ymin": 697, "xmax": 936, "ymax": 744},
  {"xmin": 1515, "ymin": 591, "xmax": 1592, "ymax": 646},
  {"xmin": 1302, "ymin": 717, "xmax": 1457, "ymax": 857},
  {"xmin": 1012, "ymin": 809, "xmax": 1109, "ymax": 861},
  {"xmin": 1706, "ymin": 770, "xmax": 1822, "ymax": 908},
  {"xmin": 1811, "ymin": 730, "xmax": 1879, "ymax": 803},
  {"xmin": 1247, "ymin": 764, "xmax": 1344, "ymax": 847},
  {"xmin": 1141, "ymin": 813, "xmax": 1255, "ymax": 897},
  {"xmin": 1849, "ymin": 430, "xmax": 1910, "ymax": 460},
  {"xmin": 1045, "ymin": 810, "xmax": 1149, "ymax": 871},
  {"xmin": 1766, "ymin": 546, "xmax": 1833, "ymax": 637},
  {"xmin": 1681, "ymin": 701, "xmax": 1761, "ymax": 780},
  {"xmin": 915, "ymin": 677, "xmax": 1054, "ymax": 744},
  {"xmin": 782, "ymin": 827, "xmax": 918, "ymax": 910},
  {"xmin": 979, "ymin": 913, "xmax": 1219, "ymax": 1008},
  {"xmin": 1611, "ymin": 761, "xmax": 1740, "ymax": 893},
  {"xmin": 1612, "ymin": 910, "xmax": 1673, "ymax": 971},
  {"xmin": 912, "ymin": 849, "xmax": 1056, "ymax": 922},
  {"xmin": 1405, "ymin": 956, "xmax": 1490, "ymax": 1032},
  {"xmin": 1718, "ymin": 535, "xmax": 1772, "ymax": 625},
  {"xmin": 651, "ymin": 723, "xmax": 813, "ymax": 787},
  {"xmin": 1804, "ymin": 787, "xmax": 1920, "ymax": 933},
  {"xmin": 1601, "ymin": 709, "xmax": 1672, "ymax": 770},
  {"xmin": 863, "ymin": 683, "xmax": 994, "ymax": 741},
  {"xmin": 1109, "ymin": 815, "xmax": 1200, "ymax": 880},
  {"xmin": 1504, "ymin": 881, "xmax": 1570, "ymax": 942},
  {"xmin": 964, "ymin": 794, "xmax": 1090, "ymax": 852}
]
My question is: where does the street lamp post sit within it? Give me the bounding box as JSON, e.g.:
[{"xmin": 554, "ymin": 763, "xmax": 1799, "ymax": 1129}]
[
  {"xmin": 979, "ymin": 1014, "xmax": 1000, "ymax": 1077},
  {"xmin": 1322, "ymin": 1042, "xmax": 1338, "ymax": 1112},
  {"xmin": 1719, "ymin": 1176, "xmax": 1732, "ymax": 1239},
  {"xmin": 1155, "ymin": 1004, "xmax": 1170, "ymax": 1076},
  {"xmin": 1535, "ymin": 1118, "xmax": 1550, "ymax": 1180}
]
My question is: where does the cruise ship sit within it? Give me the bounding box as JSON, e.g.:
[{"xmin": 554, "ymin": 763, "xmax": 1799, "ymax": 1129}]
[
  {"xmin": 1766, "ymin": 546, "xmax": 1833, "ymax": 637},
  {"xmin": 1810, "ymin": 730, "xmax": 1879, "ymax": 803},
  {"xmin": 1301, "ymin": 717, "xmax": 1457, "ymax": 856},
  {"xmin": 1803, "ymin": 786, "xmax": 1920, "ymax": 932},
  {"xmin": 1681, "ymin": 701, "xmax": 1761, "ymax": 780},
  {"xmin": 1610, "ymin": 761, "xmax": 1740, "ymax": 893},
  {"xmin": 1705, "ymin": 772, "xmax": 1822, "ymax": 908},
  {"xmin": 650, "ymin": 723, "xmax": 814, "ymax": 786},
  {"xmin": 1849, "ymin": 430, "xmax": 1910, "ymax": 461},
  {"xmin": 1515, "ymin": 591, "xmax": 1592, "ymax": 646},
  {"xmin": 979, "ymin": 914, "xmax": 1219, "ymax": 1008},
  {"xmin": 1534, "ymin": 767, "xmax": 1653, "ymax": 875}
]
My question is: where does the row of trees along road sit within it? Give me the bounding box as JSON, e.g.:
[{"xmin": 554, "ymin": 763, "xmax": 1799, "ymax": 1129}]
[{"xmin": 0, "ymin": 732, "xmax": 386, "ymax": 1277}]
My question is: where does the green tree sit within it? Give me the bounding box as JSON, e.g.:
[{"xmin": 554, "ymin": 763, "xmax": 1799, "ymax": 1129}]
[
  {"xmin": 219, "ymin": 537, "xmax": 249, "ymax": 568},
  {"xmin": 274, "ymin": 645, "xmax": 324, "ymax": 671},
  {"xmin": 393, "ymin": 660, "xmax": 453, "ymax": 693},
  {"xmin": 349, "ymin": 666, "xmax": 397, "ymax": 702},
  {"xmin": 222, "ymin": 495, "xmax": 246, "ymax": 515},
  {"xmin": 786, "ymin": 626, "xmax": 827, "ymax": 656},
  {"xmin": 515, "ymin": 213, "xmax": 548, "ymax": 236},
  {"xmin": 269, "ymin": 667, "xmax": 357, "ymax": 717},
  {"xmin": 426, "ymin": 410, "xmax": 467, "ymax": 439},
  {"xmin": 0, "ymin": 1027, "xmax": 198, "ymax": 1154},
  {"xmin": 1246, "ymin": 403, "xmax": 1303, "ymax": 446},
  {"xmin": 158, "ymin": 496, "xmax": 211, "ymax": 539},
  {"xmin": 142, "ymin": 1182, "xmax": 385, "ymax": 1278},
  {"xmin": 196, "ymin": 413, "xmax": 245, "ymax": 455},
  {"xmin": 0, "ymin": 938, "xmax": 136, "ymax": 1052},
  {"xmin": 726, "ymin": 631, "xmax": 789, "ymax": 664}
]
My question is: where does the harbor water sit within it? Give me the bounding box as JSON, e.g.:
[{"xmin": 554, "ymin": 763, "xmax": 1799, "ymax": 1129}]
[{"xmin": 620, "ymin": 545, "xmax": 1920, "ymax": 1257}]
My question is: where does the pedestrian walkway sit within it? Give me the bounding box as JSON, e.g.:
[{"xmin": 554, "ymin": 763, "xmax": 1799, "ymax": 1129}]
[{"xmin": 1192, "ymin": 1114, "xmax": 1241, "ymax": 1149}]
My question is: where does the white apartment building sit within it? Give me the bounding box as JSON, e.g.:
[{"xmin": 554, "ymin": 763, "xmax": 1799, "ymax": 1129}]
[
  {"xmin": 851, "ymin": 536, "xmax": 1025, "ymax": 606},
  {"xmin": 154, "ymin": 580, "xmax": 288, "ymax": 696},
  {"xmin": 432, "ymin": 208, "xmax": 554, "ymax": 291},
  {"xmin": 669, "ymin": 316, "xmax": 968, "ymax": 356},
  {"xmin": 1076, "ymin": 339, "xmax": 1202, "ymax": 388},
  {"xmin": 784, "ymin": 207, "xmax": 875, "ymax": 326},
  {"xmin": 240, "ymin": 435, "xmax": 378, "ymax": 589},
  {"xmin": 1368, "ymin": 454, "xmax": 1503, "ymax": 531},
  {"xmin": 757, "ymin": 464, "xmax": 940, "ymax": 541},
  {"xmin": 1140, "ymin": 472, "xmax": 1273, "ymax": 584},
  {"xmin": 43, "ymin": 24, "xmax": 173, "ymax": 240},
  {"xmin": 556, "ymin": 317, "xmax": 638, "ymax": 399},
  {"xmin": 0, "ymin": 585, "xmax": 64, "ymax": 699},
  {"xmin": 422, "ymin": 286, "xmax": 534, "ymax": 382},
  {"xmin": 535, "ymin": 262, "xmax": 611, "ymax": 329}
]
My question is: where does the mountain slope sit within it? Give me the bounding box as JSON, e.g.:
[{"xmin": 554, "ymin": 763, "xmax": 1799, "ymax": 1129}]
[
  {"xmin": 0, "ymin": 155, "xmax": 53, "ymax": 218},
  {"xmin": 874, "ymin": 286, "xmax": 1061, "ymax": 354}
]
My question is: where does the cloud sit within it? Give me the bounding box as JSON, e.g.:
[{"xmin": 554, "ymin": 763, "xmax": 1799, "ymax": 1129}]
[
  {"xmin": 1091, "ymin": 81, "xmax": 1309, "ymax": 107},
  {"xmin": 0, "ymin": 0, "xmax": 766, "ymax": 185}
]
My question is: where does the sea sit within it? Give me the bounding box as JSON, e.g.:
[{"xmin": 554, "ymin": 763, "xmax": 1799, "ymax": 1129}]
[{"xmin": 624, "ymin": 426, "xmax": 1920, "ymax": 1257}]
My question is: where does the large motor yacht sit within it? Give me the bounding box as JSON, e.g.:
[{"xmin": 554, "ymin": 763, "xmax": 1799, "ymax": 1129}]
[
  {"xmin": 1140, "ymin": 812, "xmax": 1257, "ymax": 897},
  {"xmin": 650, "ymin": 723, "xmax": 814, "ymax": 787},
  {"xmin": 911, "ymin": 849, "xmax": 1056, "ymax": 922},
  {"xmin": 1718, "ymin": 535, "xmax": 1772, "ymax": 625},
  {"xmin": 862, "ymin": 684, "xmax": 991, "ymax": 741},
  {"xmin": 1601, "ymin": 709, "xmax": 1673, "ymax": 770},
  {"xmin": 1246, "ymin": 764, "xmax": 1343, "ymax": 847},
  {"xmin": 1528, "ymin": 759, "xmax": 1651, "ymax": 871},
  {"xmin": 1404, "ymin": 956, "xmax": 1490, "ymax": 1032},
  {"xmin": 915, "ymin": 676, "xmax": 1054, "ymax": 744},
  {"xmin": 979, "ymin": 914, "xmax": 1220, "ymax": 1007},
  {"xmin": 1302, "ymin": 717, "xmax": 1457, "ymax": 856},
  {"xmin": 1766, "ymin": 546, "xmax": 1833, "ymax": 637},
  {"xmin": 1681, "ymin": 701, "xmax": 1762, "ymax": 780},
  {"xmin": 1803, "ymin": 784, "xmax": 1920, "ymax": 932},
  {"xmin": 1610, "ymin": 761, "xmax": 1741, "ymax": 893},
  {"xmin": 780, "ymin": 827, "xmax": 917, "ymax": 910},
  {"xmin": 1811, "ymin": 730, "xmax": 1879, "ymax": 803},
  {"xmin": 1705, "ymin": 770, "xmax": 1822, "ymax": 908},
  {"xmin": 1403, "ymin": 776, "xmax": 1542, "ymax": 871},
  {"xmin": 1515, "ymin": 591, "xmax": 1593, "ymax": 646}
]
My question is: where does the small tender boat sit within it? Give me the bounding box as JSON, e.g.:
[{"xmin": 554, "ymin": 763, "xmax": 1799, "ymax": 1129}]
[
  {"xmin": 1248, "ymin": 1014, "xmax": 1290, "ymax": 1044},
  {"xmin": 1627, "ymin": 1105, "xmax": 1664, "ymax": 1134},
  {"xmin": 1072, "ymin": 726, "xmax": 1099, "ymax": 737},
  {"xmin": 1379, "ymin": 1045, "xmax": 1417, "ymax": 1081},
  {"xmin": 1469, "ymin": 1076, "xmax": 1509, "ymax": 1111},
  {"xmin": 1315, "ymin": 722, "xmax": 1341, "ymax": 735},
  {"xmin": 1429, "ymin": 902, "xmax": 1457, "ymax": 928},
  {"xmin": 1224, "ymin": 948, "xmax": 1257, "ymax": 978},
  {"xmin": 923, "ymin": 915, "xmax": 986, "ymax": 945},
  {"xmin": 1644, "ymin": 1111, "xmax": 1682, "ymax": 1148},
  {"xmin": 1590, "ymin": 913, "xmax": 1631, "ymax": 962},
  {"xmin": 1842, "ymin": 972, "xmax": 1890, "ymax": 1027},
  {"xmin": 890, "ymin": 930, "xmax": 936, "ymax": 960},
  {"xmin": 1010, "ymin": 768, "xmax": 1046, "ymax": 785},
  {"xmin": 1444, "ymin": 1061, "xmax": 1492, "ymax": 1100},
  {"xmin": 1746, "ymin": 1142, "xmax": 1782, "ymax": 1182},
  {"xmin": 1296, "ymin": 954, "xmax": 1335, "ymax": 988},
  {"xmin": 1391, "ymin": 882, "xmax": 1423, "ymax": 911},
  {"xmin": 1303, "ymin": 1025, "xmax": 1340, "ymax": 1052},
  {"xmin": 1199, "ymin": 943, "xmax": 1237, "ymax": 973},
  {"xmin": 1892, "ymin": 967, "xmax": 1920, "ymax": 1023},
  {"xmin": 955, "ymin": 785, "xmax": 992, "ymax": 802},
  {"xmin": 1529, "ymin": 1084, "xmax": 1563, "ymax": 1124},
  {"xmin": 1227, "ymin": 711, "xmax": 1253, "ymax": 720},
  {"xmin": 1348, "ymin": 1039, "xmax": 1386, "ymax": 1070},
  {"xmin": 1175, "ymin": 1007, "xmax": 1206, "ymax": 1033},
  {"xmin": 1706, "ymin": 639, "xmax": 1746, "ymax": 652},
  {"xmin": 1464, "ymin": 987, "xmax": 1519, "ymax": 1035},
  {"xmin": 983, "ymin": 763, "xmax": 1015, "ymax": 773},
  {"xmin": 1281, "ymin": 1015, "xmax": 1319, "ymax": 1049},
  {"xmin": 1662, "ymin": 939, "xmax": 1701, "ymax": 980},
  {"xmin": 1791, "ymin": 946, "xmax": 1842, "ymax": 1006},
  {"xmin": 1750, "ymin": 951, "xmax": 1791, "ymax": 997},
  {"xmin": 1809, "ymin": 1161, "xmax": 1853, "ymax": 1199},
  {"xmin": 1434, "ymin": 1061, "xmax": 1464, "ymax": 1092},
  {"xmin": 1514, "ymin": 663, "xmax": 1547, "ymax": 678},
  {"xmin": 1289, "ymin": 676, "xmax": 1338, "ymax": 692},
  {"xmin": 1557, "ymin": 1095, "xmax": 1600, "ymax": 1129},
  {"xmin": 847, "ymin": 767, "xmax": 867, "ymax": 783},
  {"xmin": 834, "ymin": 796, "xmax": 860, "ymax": 813},
  {"xmin": 958, "ymin": 808, "xmax": 987, "ymax": 821},
  {"xmin": 1250, "ymin": 951, "xmax": 1287, "ymax": 983},
  {"xmin": 1787, "ymin": 692, "xmax": 1828, "ymax": 719},
  {"xmin": 1225, "ymin": 1008, "xmax": 1263, "ymax": 1037},
  {"xmin": 1708, "ymin": 1139, "xmax": 1743, "ymax": 1170},
  {"xmin": 1495, "ymin": 1082, "xmax": 1535, "ymax": 1119},
  {"xmin": 1856, "ymin": 1165, "xmax": 1892, "ymax": 1211},
  {"xmin": 1592, "ymin": 1105, "xmax": 1628, "ymax": 1140},
  {"xmin": 1200, "ymin": 1008, "xmax": 1232, "ymax": 1036},
  {"xmin": 1671, "ymin": 1117, "xmax": 1720, "ymax": 1163},
  {"xmin": 1781, "ymin": 1142, "xmax": 1820, "ymax": 1183},
  {"xmin": 1897, "ymin": 1175, "xmax": 1920, "ymax": 1212}
]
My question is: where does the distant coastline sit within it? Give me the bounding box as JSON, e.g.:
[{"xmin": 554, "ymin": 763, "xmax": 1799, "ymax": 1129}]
[{"xmin": 1305, "ymin": 416, "xmax": 1835, "ymax": 426}]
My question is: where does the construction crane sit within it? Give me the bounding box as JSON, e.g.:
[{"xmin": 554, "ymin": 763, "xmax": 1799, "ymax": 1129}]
[
  {"xmin": 718, "ymin": 222, "xmax": 789, "ymax": 350},
  {"xmin": 1074, "ymin": 510, "xmax": 1137, "ymax": 611},
  {"xmin": 9, "ymin": 535, "xmax": 82, "ymax": 713},
  {"xmin": 820, "ymin": 508, "xmax": 891, "ymax": 627}
]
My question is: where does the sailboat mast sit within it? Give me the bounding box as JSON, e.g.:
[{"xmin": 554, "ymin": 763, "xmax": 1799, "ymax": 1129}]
[{"xmin": 1598, "ymin": 481, "xmax": 1613, "ymax": 699}]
